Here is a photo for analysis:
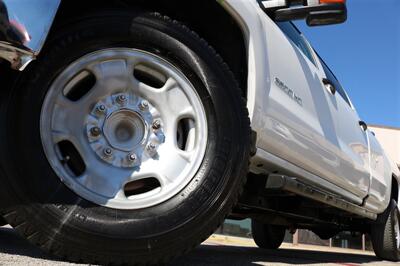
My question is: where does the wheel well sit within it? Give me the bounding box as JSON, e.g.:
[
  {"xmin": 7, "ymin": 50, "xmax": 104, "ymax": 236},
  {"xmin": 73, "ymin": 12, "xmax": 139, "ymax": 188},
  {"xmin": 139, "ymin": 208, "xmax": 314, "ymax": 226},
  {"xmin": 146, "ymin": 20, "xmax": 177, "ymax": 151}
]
[
  {"xmin": 51, "ymin": 0, "xmax": 248, "ymax": 97},
  {"xmin": 391, "ymin": 175, "xmax": 399, "ymax": 202},
  {"xmin": 0, "ymin": 60, "xmax": 20, "ymax": 93}
]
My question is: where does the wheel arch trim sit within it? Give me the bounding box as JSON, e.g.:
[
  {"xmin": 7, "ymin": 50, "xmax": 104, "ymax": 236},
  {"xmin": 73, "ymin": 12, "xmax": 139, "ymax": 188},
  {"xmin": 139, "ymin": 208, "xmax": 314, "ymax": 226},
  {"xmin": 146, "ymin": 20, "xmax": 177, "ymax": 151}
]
[
  {"xmin": 393, "ymin": 173, "xmax": 400, "ymax": 211},
  {"xmin": 219, "ymin": 0, "xmax": 271, "ymax": 124}
]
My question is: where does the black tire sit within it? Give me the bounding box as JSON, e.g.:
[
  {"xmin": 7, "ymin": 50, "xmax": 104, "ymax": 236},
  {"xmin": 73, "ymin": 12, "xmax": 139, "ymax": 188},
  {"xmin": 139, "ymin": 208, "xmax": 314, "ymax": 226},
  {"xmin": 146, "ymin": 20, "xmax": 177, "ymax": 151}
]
[
  {"xmin": 0, "ymin": 12, "xmax": 250, "ymax": 265},
  {"xmin": 251, "ymin": 220, "xmax": 286, "ymax": 250},
  {"xmin": 0, "ymin": 216, "xmax": 7, "ymax": 226},
  {"xmin": 371, "ymin": 199, "xmax": 400, "ymax": 262}
]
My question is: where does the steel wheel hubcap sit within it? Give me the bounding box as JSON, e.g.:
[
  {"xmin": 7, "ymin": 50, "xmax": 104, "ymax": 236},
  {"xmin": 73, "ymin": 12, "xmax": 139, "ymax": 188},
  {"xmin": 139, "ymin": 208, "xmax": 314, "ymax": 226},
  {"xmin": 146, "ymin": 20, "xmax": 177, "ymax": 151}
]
[{"xmin": 40, "ymin": 48, "xmax": 208, "ymax": 210}]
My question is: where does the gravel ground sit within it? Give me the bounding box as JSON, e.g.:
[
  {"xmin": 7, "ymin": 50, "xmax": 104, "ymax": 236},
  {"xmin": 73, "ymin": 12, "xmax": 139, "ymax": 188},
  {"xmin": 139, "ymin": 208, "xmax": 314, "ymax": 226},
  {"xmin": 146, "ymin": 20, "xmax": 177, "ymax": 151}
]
[{"xmin": 0, "ymin": 226, "xmax": 397, "ymax": 266}]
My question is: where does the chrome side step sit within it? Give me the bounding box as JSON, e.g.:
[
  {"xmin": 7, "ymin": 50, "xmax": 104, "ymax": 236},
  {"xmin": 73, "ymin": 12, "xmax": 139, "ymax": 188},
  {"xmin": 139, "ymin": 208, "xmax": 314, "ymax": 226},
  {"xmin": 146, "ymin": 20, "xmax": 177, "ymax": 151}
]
[{"xmin": 266, "ymin": 174, "xmax": 377, "ymax": 220}]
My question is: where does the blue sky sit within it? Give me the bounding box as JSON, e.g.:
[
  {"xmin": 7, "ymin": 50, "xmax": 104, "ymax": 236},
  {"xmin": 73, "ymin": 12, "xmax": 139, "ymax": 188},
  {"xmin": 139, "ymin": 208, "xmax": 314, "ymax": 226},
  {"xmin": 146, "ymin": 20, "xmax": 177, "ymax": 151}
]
[{"xmin": 296, "ymin": 0, "xmax": 400, "ymax": 128}]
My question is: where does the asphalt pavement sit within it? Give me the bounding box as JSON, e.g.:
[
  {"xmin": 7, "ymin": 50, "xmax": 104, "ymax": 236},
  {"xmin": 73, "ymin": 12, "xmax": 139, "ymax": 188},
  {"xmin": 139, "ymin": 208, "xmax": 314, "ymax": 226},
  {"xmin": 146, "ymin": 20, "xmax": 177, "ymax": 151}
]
[{"xmin": 0, "ymin": 226, "xmax": 396, "ymax": 266}]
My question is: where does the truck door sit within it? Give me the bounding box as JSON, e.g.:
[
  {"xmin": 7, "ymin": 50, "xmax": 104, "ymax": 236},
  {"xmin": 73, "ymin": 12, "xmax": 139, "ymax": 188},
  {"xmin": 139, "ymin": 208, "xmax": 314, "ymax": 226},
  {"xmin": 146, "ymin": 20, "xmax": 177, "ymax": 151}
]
[
  {"xmin": 317, "ymin": 58, "xmax": 370, "ymax": 199},
  {"xmin": 258, "ymin": 22, "xmax": 365, "ymax": 195}
]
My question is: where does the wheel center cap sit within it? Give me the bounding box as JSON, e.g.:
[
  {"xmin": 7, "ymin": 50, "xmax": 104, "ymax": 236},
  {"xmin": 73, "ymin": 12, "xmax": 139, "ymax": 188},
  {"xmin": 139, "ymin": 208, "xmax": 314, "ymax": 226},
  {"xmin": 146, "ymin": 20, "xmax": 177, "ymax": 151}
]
[
  {"xmin": 85, "ymin": 93, "xmax": 165, "ymax": 168},
  {"xmin": 104, "ymin": 110, "xmax": 146, "ymax": 152}
]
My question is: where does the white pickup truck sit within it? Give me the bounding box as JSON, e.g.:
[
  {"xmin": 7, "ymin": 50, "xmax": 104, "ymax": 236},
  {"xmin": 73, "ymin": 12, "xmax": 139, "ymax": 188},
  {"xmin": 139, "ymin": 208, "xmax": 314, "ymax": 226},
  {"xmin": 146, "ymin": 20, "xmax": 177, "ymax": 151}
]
[{"xmin": 0, "ymin": 0, "xmax": 399, "ymax": 264}]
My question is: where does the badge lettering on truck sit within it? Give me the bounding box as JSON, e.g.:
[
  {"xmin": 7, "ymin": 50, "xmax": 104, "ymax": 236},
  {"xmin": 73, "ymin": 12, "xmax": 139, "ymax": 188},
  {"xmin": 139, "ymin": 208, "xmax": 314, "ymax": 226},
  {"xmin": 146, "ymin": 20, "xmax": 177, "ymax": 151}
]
[{"xmin": 275, "ymin": 77, "xmax": 303, "ymax": 107}]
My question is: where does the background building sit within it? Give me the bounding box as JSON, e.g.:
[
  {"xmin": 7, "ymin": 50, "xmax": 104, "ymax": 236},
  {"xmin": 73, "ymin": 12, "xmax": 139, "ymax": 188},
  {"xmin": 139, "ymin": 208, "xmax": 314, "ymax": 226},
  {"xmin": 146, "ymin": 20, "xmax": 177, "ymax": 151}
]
[
  {"xmin": 369, "ymin": 125, "xmax": 400, "ymax": 169},
  {"xmin": 218, "ymin": 125, "xmax": 400, "ymax": 251}
]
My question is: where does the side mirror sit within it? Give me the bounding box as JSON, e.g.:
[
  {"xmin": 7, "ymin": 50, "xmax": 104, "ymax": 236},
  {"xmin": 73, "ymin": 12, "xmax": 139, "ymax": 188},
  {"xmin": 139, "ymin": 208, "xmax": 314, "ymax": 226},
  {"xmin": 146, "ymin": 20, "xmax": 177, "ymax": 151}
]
[
  {"xmin": 306, "ymin": 6, "xmax": 347, "ymax": 26},
  {"xmin": 263, "ymin": 1, "xmax": 347, "ymax": 26}
]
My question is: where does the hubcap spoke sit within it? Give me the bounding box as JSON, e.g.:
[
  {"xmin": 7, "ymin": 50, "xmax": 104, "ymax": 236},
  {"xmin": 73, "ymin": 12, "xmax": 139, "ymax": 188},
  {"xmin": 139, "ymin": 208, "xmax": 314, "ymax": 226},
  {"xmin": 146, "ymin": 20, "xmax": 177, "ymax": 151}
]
[
  {"xmin": 135, "ymin": 77, "xmax": 195, "ymax": 136},
  {"xmin": 52, "ymin": 96, "xmax": 86, "ymax": 140},
  {"xmin": 79, "ymin": 159, "xmax": 131, "ymax": 199},
  {"xmin": 157, "ymin": 143, "xmax": 194, "ymax": 184},
  {"xmin": 83, "ymin": 59, "xmax": 135, "ymax": 105}
]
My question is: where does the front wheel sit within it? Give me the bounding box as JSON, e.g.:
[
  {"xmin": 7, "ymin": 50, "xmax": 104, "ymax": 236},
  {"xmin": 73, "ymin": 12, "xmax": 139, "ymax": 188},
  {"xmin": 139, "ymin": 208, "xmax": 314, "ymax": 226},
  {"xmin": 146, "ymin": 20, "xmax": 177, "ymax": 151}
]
[
  {"xmin": 0, "ymin": 12, "xmax": 250, "ymax": 265},
  {"xmin": 371, "ymin": 199, "xmax": 400, "ymax": 262}
]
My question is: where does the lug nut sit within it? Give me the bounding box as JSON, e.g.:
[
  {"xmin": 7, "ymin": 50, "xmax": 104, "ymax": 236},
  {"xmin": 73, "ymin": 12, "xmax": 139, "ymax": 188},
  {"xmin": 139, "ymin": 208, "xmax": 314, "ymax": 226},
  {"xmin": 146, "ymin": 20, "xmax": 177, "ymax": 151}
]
[
  {"xmin": 116, "ymin": 95, "xmax": 127, "ymax": 104},
  {"xmin": 140, "ymin": 100, "xmax": 149, "ymax": 111},
  {"xmin": 103, "ymin": 148, "xmax": 113, "ymax": 157},
  {"xmin": 127, "ymin": 153, "xmax": 137, "ymax": 162},
  {"xmin": 147, "ymin": 142, "xmax": 157, "ymax": 152},
  {"xmin": 96, "ymin": 104, "xmax": 107, "ymax": 114},
  {"xmin": 152, "ymin": 120, "xmax": 161, "ymax": 130},
  {"xmin": 90, "ymin": 127, "xmax": 101, "ymax": 137}
]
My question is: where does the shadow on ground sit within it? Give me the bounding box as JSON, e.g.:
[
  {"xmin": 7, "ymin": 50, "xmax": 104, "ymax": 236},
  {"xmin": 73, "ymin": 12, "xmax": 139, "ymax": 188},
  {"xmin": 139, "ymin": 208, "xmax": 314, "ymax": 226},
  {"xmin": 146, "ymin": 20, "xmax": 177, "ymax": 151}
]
[
  {"xmin": 172, "ymin": 244, "xmax": 381, "ymax": 265},
  {"xmin": 0, "ymin": 226, "xmax": 392, "ymax": 265}
]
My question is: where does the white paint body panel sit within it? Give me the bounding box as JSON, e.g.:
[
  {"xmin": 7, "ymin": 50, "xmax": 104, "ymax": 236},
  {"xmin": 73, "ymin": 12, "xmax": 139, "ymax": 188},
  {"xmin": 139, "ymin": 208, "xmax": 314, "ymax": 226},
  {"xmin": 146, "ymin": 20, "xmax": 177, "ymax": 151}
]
[
  {"xmin": 321, "ymin": 82, "xmax": 370, "ymax": 198},
  {"xmin": 222, "ymin": 0, "xmax": 395, "ymax": 214}
]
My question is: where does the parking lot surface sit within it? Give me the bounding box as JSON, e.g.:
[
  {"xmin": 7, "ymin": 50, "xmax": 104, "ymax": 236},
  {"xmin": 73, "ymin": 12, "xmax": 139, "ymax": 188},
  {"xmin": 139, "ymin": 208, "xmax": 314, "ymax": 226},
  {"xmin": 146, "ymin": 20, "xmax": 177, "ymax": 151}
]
[{"xmin": 0, "ymin": 226, "xmax": 397, "ymax": 265}]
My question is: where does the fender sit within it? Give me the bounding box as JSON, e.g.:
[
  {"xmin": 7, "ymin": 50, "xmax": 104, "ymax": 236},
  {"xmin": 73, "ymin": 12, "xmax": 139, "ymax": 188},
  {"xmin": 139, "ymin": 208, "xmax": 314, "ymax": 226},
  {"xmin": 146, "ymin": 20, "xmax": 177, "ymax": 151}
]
[
  {"xmin": 219, "ymin": 0, "xmax": 270, "ymax": 129},
  {"xmin": 0, "ymin": 0, "xmax": 60, "ymax": 70}
]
